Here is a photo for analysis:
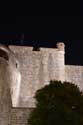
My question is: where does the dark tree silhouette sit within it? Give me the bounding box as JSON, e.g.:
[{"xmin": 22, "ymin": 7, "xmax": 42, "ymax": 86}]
[{"xmin": 28, "ymin": 81, "xmax": 83, "ymax": 125}]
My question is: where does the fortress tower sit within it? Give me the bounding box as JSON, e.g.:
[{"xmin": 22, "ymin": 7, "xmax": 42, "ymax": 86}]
[
  {"xmin": 0, "ymin": 42, "xmax": 83, "ymax": 125},
  {"xmin": 9, "ymin": 42, "xmax": 65, "ymax": 107}
]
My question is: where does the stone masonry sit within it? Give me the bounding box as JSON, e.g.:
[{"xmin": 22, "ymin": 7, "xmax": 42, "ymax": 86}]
[{"xmin": 0, "ymin": 42, "xmax": 83, "ymax": 124}]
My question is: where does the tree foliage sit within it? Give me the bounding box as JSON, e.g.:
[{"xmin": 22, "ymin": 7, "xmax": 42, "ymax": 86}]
[{"xmin": 28, "ymin": 81, "xmax": 83, "ymax": 125}]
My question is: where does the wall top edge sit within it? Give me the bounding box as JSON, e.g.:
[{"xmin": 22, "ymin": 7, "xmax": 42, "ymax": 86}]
[
  {"xmin": 9, "ymin": 45, "xmax": 65, "ymax": 53},
  {"xmin": 65, "ymin": 65, "xmax": 83, "ymax": 68}
]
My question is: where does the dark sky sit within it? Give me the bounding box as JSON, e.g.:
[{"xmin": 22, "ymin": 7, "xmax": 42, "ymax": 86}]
[{"xmin": 0, "ymin": 15, "xmax": 83, "ymax": 65}]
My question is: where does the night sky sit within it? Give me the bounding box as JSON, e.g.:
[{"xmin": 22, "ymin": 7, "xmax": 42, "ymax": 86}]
[{"xmin": 0, "ymin": 16, "xmax": 83, "ymax": 65}]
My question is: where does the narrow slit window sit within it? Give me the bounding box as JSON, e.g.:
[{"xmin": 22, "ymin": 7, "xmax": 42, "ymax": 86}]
[{"xmin": 16, "ymin": 62, "xmax": 18, "ymax": 68}]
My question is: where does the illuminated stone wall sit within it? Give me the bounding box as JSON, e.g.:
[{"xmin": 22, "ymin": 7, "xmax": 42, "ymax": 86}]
[
  {"xmin": 10, "ymin": 108, "xmax": 33, "ymax": 125},
  {"xmin": 9, "ymin": 43, "xmax": 65, "ymax": 107},
  {"xmin": 65, "ymin": 65, "xmax": 83, "ymax": 91}
]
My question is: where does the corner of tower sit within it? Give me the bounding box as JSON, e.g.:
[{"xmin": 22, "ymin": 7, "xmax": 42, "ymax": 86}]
[{"xmin": 56, "ymin": 42, "xmax": 65, "ymax": 51}]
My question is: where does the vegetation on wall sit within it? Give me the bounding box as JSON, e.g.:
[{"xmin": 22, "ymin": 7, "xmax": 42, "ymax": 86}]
[{"xmin": 28, "ymin": 81, "xmax": 83, "ymax": 125}]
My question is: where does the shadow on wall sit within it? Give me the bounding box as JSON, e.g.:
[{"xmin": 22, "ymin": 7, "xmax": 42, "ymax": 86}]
[{"xmin": 0, "ymin": 49, "xmax": 9, "ymax": 60}]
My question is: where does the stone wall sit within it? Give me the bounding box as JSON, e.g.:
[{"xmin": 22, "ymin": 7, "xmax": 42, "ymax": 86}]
[
  {"xmin": 0, "ymin": 107, "xmax": 32, "ymax": 125},
  {"xmin": 9, "ymin": 45, "xmax": 65, "ymax": 107},
  {"xmin": 10, "ymin": 108, "xmax": 33, "ymax": 125},
  {"xmin": 65, "ymin": 65, "xmax": 83, "ymax": 91}
]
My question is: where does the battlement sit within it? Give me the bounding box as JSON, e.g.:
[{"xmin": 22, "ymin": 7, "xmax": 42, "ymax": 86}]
[{"xmin": 9, "ymin": 42, "xmax": 65, "ymax": 53}]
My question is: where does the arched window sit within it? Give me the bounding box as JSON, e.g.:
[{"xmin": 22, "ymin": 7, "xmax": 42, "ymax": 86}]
[{"xmin": 0, "ymin": 49, "xmax": 9, "ymax": 60}]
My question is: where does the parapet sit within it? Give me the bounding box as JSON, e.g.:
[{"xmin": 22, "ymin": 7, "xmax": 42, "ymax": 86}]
[{"xmin": 9, "ymin": 42, "xmax": 65, "ymax": 54}]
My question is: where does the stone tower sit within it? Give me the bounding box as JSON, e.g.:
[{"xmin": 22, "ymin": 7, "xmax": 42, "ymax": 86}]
[{"xmin": 9, "ymin": 42, "xmax": 65, "ymax": 107}]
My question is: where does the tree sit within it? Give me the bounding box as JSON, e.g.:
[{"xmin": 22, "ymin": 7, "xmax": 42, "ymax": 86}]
[{"xmin": 28, "ymin": 81, "xmax": 83, "ymax": 125}]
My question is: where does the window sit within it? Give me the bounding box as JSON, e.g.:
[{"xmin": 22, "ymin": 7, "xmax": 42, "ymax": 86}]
[{"xmin": 16, "ymin": 62, "xmax": 18, "ymax": 68}]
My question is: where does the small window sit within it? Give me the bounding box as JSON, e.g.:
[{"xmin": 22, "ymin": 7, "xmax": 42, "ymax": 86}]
[
  {"xmin": 0, "ymin": 49, "xmax": 9, "ymax": 60},
  {"xmin": 16, "ymin": 63, "xmax": 17, "ymax": 68},
  {"xmin": 16, "ymin": 61, "xmax": 18, "ymax": 68}
]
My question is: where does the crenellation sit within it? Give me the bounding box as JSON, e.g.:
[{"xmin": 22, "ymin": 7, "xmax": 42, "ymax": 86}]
[{"xmin": 9, "ymin": 44, "xmax": 65, "ymax": 54}]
